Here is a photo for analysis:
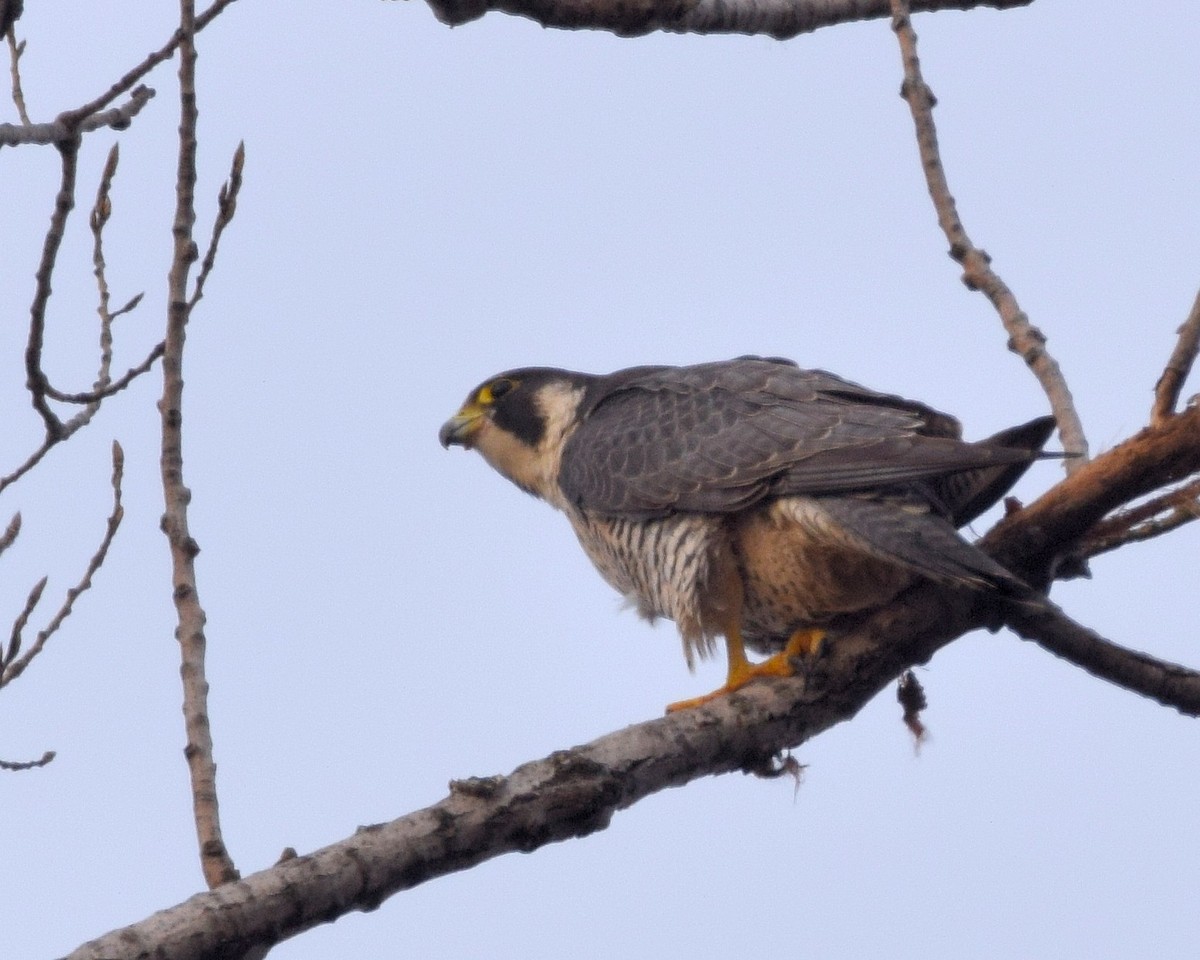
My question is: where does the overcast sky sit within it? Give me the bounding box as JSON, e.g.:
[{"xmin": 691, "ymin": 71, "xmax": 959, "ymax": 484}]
[{"xmin": 3, "ymin": 1, "xmax": 1198, "ymax": 957}]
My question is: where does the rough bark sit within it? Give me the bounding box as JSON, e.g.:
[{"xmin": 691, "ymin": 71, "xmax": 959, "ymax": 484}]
[{"xmin": 423, "ymin": 0, "xmax": 1035, "ymax": 40}]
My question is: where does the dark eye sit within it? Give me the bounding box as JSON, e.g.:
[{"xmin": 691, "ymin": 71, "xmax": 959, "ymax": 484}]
[{"xmin": 489, "ymin": 378, "xmax": 515, "ymax": 400}]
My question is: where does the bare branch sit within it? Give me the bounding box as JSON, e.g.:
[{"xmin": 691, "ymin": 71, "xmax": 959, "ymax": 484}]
[
  {"xmin": 24, "ymin": 136, "xmax": 82, "ymax": 439},
  {"xmin": 984, "ymin": 404, "xmax": 1200, "ymax": 587},
  {"xmin": 886, "ymin": 0, "xmax": 1087, "ymax": 467},
  {"xmin": 189, "ymin": 140, "xmax": 245, "ymax": 309},
  {"xmin": 65, "ymin": 580, "xmax": 981, "ymax": 960},
  {"xmin": 160, "ymin": 0, "xmax": 239, "ymax": 890},
  {"xmin": 0, "ymin": 512, "xmax": 20, "ymax": 558},
  {"xmin": 0, "ymin": 750, "xmax": 56, "ymax": 772},
  {"xmin": 1005, "ymin": 601, "xmax": 1200, "ymax": 716},
  {"xmin": 1152, "ymin": 287, "xmax": 1200, "ymax": 424},
  {"xmin": 2, "ymin": 575, "xmax": 46, "ymax": 679},
  {"xmin": 1, "ymin": 437, "xmax": 60, "ymax": 494},
  {"xmin": 60, "ymin": 398, "xmax": 1200, "ymax": 959},
  {"xmin": 3, "ymin": 139, "xmax": 160, "ymax": 492},
  {"xmin": 1079, "ymin": 476, "xmax": 1200, "ymax": 559},
  {"xmin": 90, "ymin": 143, "xmax": 120, "ymax": 385},
  {"xmin": 54, "ymin": 0, "xmax": 239, "ymax": 130},
  {"xmin": 0, "ymin": 442, "xmax": 124, "ymax": 690},
  {"xmin": 43, "ymin": 339, "xmax": 164, "ymax": 405},
  {"xmin": 423, "ymin": 0, "xmax": 1033, "ymax": 39},
  {"xmin": 0, "ymin": 86, "xmax": 154, "ymax": 148},
  {"xmin": 6, "ymin": 18, "xmax": 30, "ymax": 125}
]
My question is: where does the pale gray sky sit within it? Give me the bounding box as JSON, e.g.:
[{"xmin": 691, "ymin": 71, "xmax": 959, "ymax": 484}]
[{"xmin": 3, "ymin": 2, "xmax": 1198, "ymax": 957}]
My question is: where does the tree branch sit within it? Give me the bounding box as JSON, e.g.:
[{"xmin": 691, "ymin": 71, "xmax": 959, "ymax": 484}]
[
  {"xmin": 886, "ymin": 0, "xmax": 1087, "ymax": 466},
  {"xmin": 1078, "ymin": 476, "xmax": 1200, "ymax": 559},
  {"xmin": 159, "ymin": 0, "xmax": 239, "ymax": 890},
  {"xmin": 66, "ymin": 581, "xmax": 983, "ymax": 960},
  {"xmin": 0, "ymin": 442, "xmax": 125, "ymax": 691},
  {"xmin": 24, "ymin": 136, "xmax": 81, "ymax": 438},
  {"xmin": 65, "ymin": 389, "xmax": 1200, "ymax": 955},
  {"xmin": 984, "ymin": 404, "xmax": 1200, "ymax": 586},
  {"xmin": 54, "ymin": 0, "xmax": 239, "ymax": 131},
  {"xmin": 6, "ymin": 17, "xmax": 30, "ymax": 126},
  {"xmin": 188, "ymin": 140, "xmax": 245, "ymax": 310},
  {"xmin": 0, "ymin": 750, "xmax": 55, "ymax": 772},
  {"xmin": 2, "ymin": 141, "xmax": 160, "ymax": 492},
  {"xmin": 423, "ymin": 0, "xmax": 1034, "ymax": 39},
  {"xmin": 1004, "ymin": 602, "xmax": 1200, "ymax": 716},
  {"xmin": 0, "ymin": 86, "xmax": 154, "ymax": 148},
  {"xmin": 1152, "ymin": 286, "xmax": 1200, "ymax": 424}
]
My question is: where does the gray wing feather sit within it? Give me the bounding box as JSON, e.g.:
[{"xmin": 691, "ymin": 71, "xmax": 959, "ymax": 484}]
[
  {"xmin": 817, "ymin": 498, "xmax": 1026, "ymax": 591},
  {"xmin": 558, "ymin": 358, "xmax": 1040, "ymax": 519}
]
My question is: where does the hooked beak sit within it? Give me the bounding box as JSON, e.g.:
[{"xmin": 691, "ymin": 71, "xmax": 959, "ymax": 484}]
[{"xmin": 439, "ymin": 406, "xmax": 484, "ymax": 449}]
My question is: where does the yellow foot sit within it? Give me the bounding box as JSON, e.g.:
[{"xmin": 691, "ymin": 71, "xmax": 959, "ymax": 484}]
[
  {"xmin": 783, "ymin": 627, "xmax": 826, "ymax": 661},
  {"xmin": 665, "ymin": 629, "xmax": 827, "ymax": 712}
]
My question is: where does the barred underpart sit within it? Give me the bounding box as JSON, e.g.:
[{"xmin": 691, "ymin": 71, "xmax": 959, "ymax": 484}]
[{"xmin": 568, "ymin": 511, "xmax": 726, "ymax": 667}]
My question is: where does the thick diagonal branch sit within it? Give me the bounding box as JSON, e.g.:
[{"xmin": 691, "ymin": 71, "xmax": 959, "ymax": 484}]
[
  {"xmin": 65, "ymin": 398, "xmax": 1200, "ymax": 956},
  {"xmin": 66, "ymin": 581, "xmax": 980, "ymax": 960}
]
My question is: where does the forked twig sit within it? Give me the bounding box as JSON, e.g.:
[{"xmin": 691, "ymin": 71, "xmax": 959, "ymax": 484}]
[
  {"xmin": 1080, "ymin": 476, "xmax": 1200, "ymax": 559},
  {"xmin": 3, "ymin": 138, "xmax": 161, "ymax": 494},
  {"xmin": 0, "ymin": 86, "xmax": 154, "ymax": 147},
  {"xmin": 3, "ymin": 575, "xmax": 46, "ymax": 675},
  {"xmin": 56, "ymin": 0, "xmax": 239, "ymax": 131},
  {"xmin": 0, "ymin": 442, "xmax": 125, "ymax": 690},
  {"xmin": 887, "ymin": 0, "xmax": 1087, "ymax": 468}
]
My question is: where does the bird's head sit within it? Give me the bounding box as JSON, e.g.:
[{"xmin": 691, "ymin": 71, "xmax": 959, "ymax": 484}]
[{"xmin": 440, "ymin": 367, "xmax": 592, "ymax": 506}]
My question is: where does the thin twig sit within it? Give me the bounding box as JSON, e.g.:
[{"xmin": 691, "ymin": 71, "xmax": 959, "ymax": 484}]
[
  {"xmin": 0, "ymin": 512, "xmax": 20, "ymax": 558},
  {"xmin": 1080, "ymin": 476, "xmax": 1200, "ymax": 559},
  {"xmin": 1152, "ymin": 287, "xmax": 1200, "ymax": 424},
  {"xmin": 0, "ymin": 751, "xmax": 56, "ymax": 772},
  {"xmin": 56, "ymin": 0, "xmax": 239, "ymax": 129},
  {"xmin": 43, "ymin": 340, "xmax": 164, "ymax": 405},
  {"xmin": 887, "ymin": 0, "xmax": 1087, "ymax": 468},
  {"xmin": 3, "ymin": 142, "xmax": 160, "ymax": 494},
  {"xmin": 161, "ymin": 0, "xmax": 239, "ymax": 889},
  {"xmin": 0, "ymin": 437, "xmax": 60, "ymax": 494},
  {"xmin": 25, "ymin": 137, "xmax": 80, "ymax": 438},
  {"xmin": 189, "ymin": 140, "xmax": 244, "ymax": 309},
  {"xmin": 2, "ymin": 575, "xmax": 46, "ymax": 677},
  {"xmin": 90, "ymin": 143, "xmax": 120, "ymax": 393},
  {"xmin": 0, "ymin": 86, "xmax": 153, "ymax": 148},
  {"xmin": 6, "ymin": 21, "xmax": 30, "ymax": 125},
  {"xmin": 0, "ymin": 442, "xmax": 124, "ymax": 689}
]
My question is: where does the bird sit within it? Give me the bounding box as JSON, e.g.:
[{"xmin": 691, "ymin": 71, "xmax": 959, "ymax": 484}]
[{"xmin": 439, "ymin": 356, "xmax": 1055, "ymax": 710}]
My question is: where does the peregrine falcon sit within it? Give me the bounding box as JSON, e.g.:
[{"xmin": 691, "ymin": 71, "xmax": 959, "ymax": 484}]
[{"xmin": 440, "ymin": 357, "xmax": 1053, "ymax": 710}]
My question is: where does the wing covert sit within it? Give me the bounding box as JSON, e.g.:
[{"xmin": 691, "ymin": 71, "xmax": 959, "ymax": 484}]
[{"xmin": 557, "ymin": 358, "xmax": 1040, "ymax": 519}]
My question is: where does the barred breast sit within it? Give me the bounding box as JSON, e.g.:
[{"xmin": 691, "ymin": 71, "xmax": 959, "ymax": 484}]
[{"xmin": 567, "ymin": 511, "xmax": 728, "ymax": 667}]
